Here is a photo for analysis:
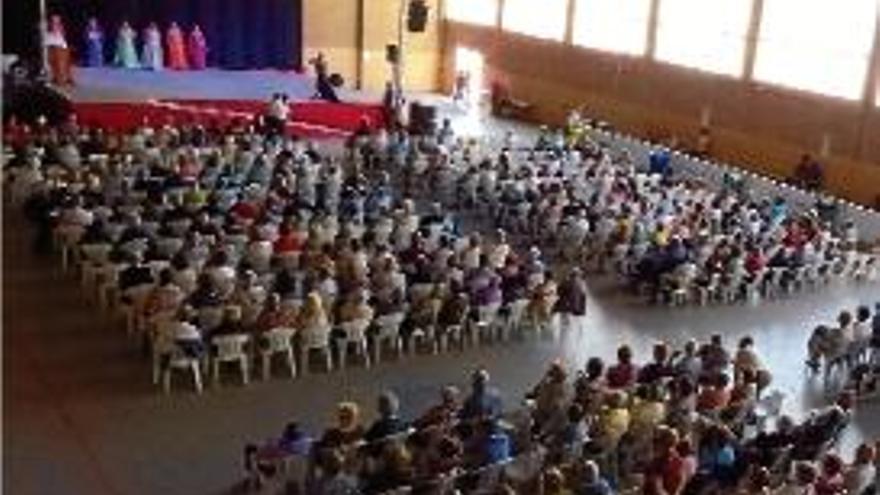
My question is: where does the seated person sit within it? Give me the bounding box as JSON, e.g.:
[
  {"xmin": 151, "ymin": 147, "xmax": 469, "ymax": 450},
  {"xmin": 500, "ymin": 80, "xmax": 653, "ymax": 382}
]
[
  {"xmin": 364, "ymin": 391, "xmax": 409, "ymax": 450},
  {"xmin": 606, "ymin": 345, "xmax": 639, "ymax": 390},
  {"xmin": 119, "ymin": 254, "xmax": 155, "ymax": 293},
  {"xmin": 459, "ymin": 368, "xmax": 503, "ymax": 422},
  {"xmin": 414, "ymin": 385, "xmax": 460, "ymax": 430}
]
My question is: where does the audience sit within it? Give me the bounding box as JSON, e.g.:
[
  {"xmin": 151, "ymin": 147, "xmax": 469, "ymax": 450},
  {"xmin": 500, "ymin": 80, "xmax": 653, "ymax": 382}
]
[
  {"xmin": 236, "ymin": 332, "xmax": 875, "ymax": 494},
  {"xmin": 6, "ymin": 102, "xmax": 880, "ymax": 495}
]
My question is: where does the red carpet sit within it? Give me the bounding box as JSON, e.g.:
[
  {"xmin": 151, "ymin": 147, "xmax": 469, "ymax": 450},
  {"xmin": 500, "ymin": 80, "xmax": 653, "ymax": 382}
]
[{"xmin": 72, "ymin": 99, "xmax": 386, "ymax": 138}]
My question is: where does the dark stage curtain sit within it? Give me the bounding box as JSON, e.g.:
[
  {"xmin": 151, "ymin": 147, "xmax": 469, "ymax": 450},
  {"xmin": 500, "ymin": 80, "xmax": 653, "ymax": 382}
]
[{"xmin": 44, "ymin": 0, "xmax": 302, "ymax": 70}]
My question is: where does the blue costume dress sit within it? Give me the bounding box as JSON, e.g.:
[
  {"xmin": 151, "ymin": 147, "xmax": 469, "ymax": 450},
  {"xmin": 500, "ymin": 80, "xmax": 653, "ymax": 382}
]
[
  {"xmin": 84, "ymin": 25, "xmax": 104, "ymax": 67},
  {"xmin": 140, "ymin": 26, "xmax": 163, "ymax": 71}
]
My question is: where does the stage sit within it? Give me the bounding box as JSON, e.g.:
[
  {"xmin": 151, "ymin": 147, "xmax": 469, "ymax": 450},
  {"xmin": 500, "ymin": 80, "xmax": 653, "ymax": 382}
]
[
  {"xmin": 60, "ymin": 67, "xmax": 386, "ymax": 137},
  {"xmin": 61, "ymin": 67, "xmax": 370, "ymax": 103}
]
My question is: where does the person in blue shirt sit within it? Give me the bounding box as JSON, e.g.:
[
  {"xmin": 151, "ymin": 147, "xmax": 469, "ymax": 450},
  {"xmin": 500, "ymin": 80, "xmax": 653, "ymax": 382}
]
[
  {"xmin": 770, "ymin": 197, "xmax": 788, "ymax": 226},
  {"xmin": 649, "ymin": 147, "xmax": 672, "ymax": 177},
  {"xmin": 697, "ymin": 424, "xmax": 739, "ymax": 486},
  {"xmin": 576, "ymin": 459, "xmax": 614, "ymax": 495},
  {"xmin": 364, "ymin": 390, "xmax": 408, "ymax": 445},
  {"xmin": 460, "ymin": 368, "xmax": 503, "ymax": 422},
  {"xmin": 483, "ymin": 418, "xmax": 511, "ymax": 465}
]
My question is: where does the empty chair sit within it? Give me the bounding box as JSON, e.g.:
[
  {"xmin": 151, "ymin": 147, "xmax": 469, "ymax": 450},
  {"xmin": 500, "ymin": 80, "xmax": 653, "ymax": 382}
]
[
  {"xmin": 55, "ymin": 224, "xmax": 86, "ymax": 272},
  {"xmin": 335, "ymin": 318, "xmax": 372, "ymax": 369},
  {"xmin": 299, "ymin": 321, "xmax": 333, "ymax": 375},
  {"xmin": 120, "ymin": 283, "xmax": 155, "ymax": 336},
  {"xmin": 472, "ymin": 302, "xmax": 502, "ymax": 345},
  {"xmin": 211, "ymin": 333, "xmax": 252, "ymax": 386},
  {"xmin": 372, "ymin": 312, "xmax": 405, "ymax": 364},
  {"xmin": 79, "ymin": 243, "xmax": 112, "ymax": 292},
  {"xmin": 260, "ymin": 327, "xmax": 297, "ymax": 380},
  {"xmin": 162, "ymin": 342, "xmax": 204, "ymax": 394},
  {"xmin": 504, "ymin": 299, "xmax": 530, "ymax": 341}
]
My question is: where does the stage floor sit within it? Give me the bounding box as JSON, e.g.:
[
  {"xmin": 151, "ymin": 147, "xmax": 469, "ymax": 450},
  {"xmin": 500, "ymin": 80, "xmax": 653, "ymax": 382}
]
[{"xmin": 61, "ymin": 67, "xmax": 370, "ymax": 103}]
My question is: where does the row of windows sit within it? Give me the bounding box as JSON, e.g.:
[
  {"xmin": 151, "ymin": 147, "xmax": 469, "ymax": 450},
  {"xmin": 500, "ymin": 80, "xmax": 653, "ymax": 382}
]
[{"xmin": 446, "ymin": 0, "xmax": 880, "ymax": 101}]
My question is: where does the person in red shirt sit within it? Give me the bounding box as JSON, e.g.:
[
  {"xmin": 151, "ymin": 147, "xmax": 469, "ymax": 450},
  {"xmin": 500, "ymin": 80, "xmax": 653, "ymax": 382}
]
[
  {"xmin": 744, "ymin": 245, "xmax": 766, "ymax": 276},
  {"xmin": 231, "ymin": 197, "xmax": 261, "ymax": 223},
  {"xmin": 784, "ymin": 222, "xmax": 806, "ymax": 248},
  {"xmin": 815, "ymin": 453, "xmax": 846, "ymax": 495},
  {"xmin": 273, "ymin": 221, "xmax": 303, "ymax": 255},
  {"xmin": 606, "ymin": 345, "xmax": 639, "ymax": 390},
  {"xmin": 696, "ymin": 373, "xmax": 731, "ymax": 413},
  {"xmin": 643, "ymin": 426, "xmax": 686, "ymax": 495}
]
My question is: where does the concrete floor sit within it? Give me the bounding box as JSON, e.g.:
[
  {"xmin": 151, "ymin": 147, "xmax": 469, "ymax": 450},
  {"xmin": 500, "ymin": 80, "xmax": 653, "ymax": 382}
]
[
  {"xmin": 5, "ymin": 89, "xmax": 880, "ymax": 494},
  {"xmin": 4, "ymin": 203, "xmax": 880, "ymax": 494}
]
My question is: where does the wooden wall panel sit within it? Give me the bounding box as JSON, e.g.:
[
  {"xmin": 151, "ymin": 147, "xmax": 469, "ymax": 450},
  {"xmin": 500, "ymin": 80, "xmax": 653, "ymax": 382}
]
[{"xmin": 443, "ymin": 22, "xmax": 880, "ymax": 205}]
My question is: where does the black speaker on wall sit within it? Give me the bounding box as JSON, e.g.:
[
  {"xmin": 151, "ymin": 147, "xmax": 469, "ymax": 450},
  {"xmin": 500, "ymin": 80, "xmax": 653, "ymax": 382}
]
[
  {"xmin": 407, "ymin": 0, "xmax": 429, "ymax": 32},
  {"xmin": 386, "ymin": 44, "xmax": 400, "ymax": 64}
]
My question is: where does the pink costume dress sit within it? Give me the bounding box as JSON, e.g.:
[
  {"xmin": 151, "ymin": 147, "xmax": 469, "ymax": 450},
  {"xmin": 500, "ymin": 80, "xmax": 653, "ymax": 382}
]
[
  {"xmin": 166, "ymin": 23, "xmax": 188, "ymax": 70},
  {"xmin": 187, "ymin": 26, "xmax": 207, "ymax": 70}
]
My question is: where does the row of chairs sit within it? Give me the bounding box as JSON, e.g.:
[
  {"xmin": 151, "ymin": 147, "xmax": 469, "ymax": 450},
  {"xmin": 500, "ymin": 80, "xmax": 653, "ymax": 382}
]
[
  {"xmin": 57, "ymin": 226, "xmax": 558, "ymax": 394},
  {"xmin": 150, "ymin": 297, "xmax": 542, "ymax": 395}
]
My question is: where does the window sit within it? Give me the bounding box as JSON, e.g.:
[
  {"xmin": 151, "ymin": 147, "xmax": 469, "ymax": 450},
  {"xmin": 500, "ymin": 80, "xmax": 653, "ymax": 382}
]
[
  {"xmin": 502, "ymin": 0, "xmax": 568, "ymax": 41},
  {"xmin": 655, "ymin": 0, "xmax": 753, "ymax": 76},
  {"xmin": 572, "ymin": 0, "xmax": 652, "ymax": 55},
  {"xmin": 446, "ymin": 0, "xmax": 498, "ymax": 27},
  {"xmin": 754, "ymin": 0, "xmax": 878, "ymax": 100}
]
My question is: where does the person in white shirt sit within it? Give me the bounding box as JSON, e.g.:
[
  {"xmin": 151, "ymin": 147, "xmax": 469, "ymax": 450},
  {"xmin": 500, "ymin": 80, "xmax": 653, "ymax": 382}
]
[
  {"xmin": 265, "ymin": 93, "xmax": 290, "ymax": 136},
  {"xmin": 844, "ymin": 443, "xmax": 876, "ymax": 495},
  {"xmin": 45, "ymin": 15, "xmax": 73, "ymax": 85}
]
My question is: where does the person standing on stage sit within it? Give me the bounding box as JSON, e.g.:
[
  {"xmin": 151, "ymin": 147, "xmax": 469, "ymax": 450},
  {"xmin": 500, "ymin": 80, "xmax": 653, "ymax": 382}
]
[
  {"xmin": 166, "ymin": 22, "xmax": 188, "ymax": 70},
  {"xmin": 309, "ymin": 52, "xmax": 340, "ymax": 102},
  {"xmin": 45, "ymin": 15, "xmax": 74, "ymax": 85},
  {"xmin": 188, "ymin": 25, "xmax": 208, "ymax": 70},
  {"xmin": 84, "ymin": 18, "xmax": 104, "ymax": 67},
  {"xmin": 114, "ymin": 21, "xmax": 140, "ymax": 69},
  {"xmin": 141, "ymin": 23, "xmax": 164, "ymax": 71}
]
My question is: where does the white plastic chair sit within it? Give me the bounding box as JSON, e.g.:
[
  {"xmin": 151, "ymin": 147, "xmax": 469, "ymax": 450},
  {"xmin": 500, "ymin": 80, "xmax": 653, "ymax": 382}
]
[
  {"xmin": 55, "ymin": 225, "xmax": 85, "ymax": 272},
  {"xmin": 260, "ymin": 327, "xmax": 297, "ymax": 380},
  {"xmin": 120, "ymin": 283, "xmax": 155, "ymax": 336},
  {"xmin": 372, "ymin": 312, "xmax": 405, "ymax": 364},
  {"xmin": 472, "ymin": 302, "xmax": 502, "ymax": 345},
  {"xmin": 162, "ymin": 343, "xmax": 204, "ymax": 395},
  {"xmin": 79, "ymin": 243, "xmax": 112, "ymax": 292},
  {"xmin": 211, "ymin": 333, "xmax": 252, "ymax": 386},
  {"xmin": 406, "ymin": 299, "xmax": 442, "ymax": 354},
  {"xmin": 335, "ymin": 318, "xmax": 372, "ymax": 369},
  {"xmin": 504, "ymin": 299, "xmax": 530, "ymax": 341},
  {"xmin": 299, "ymin": 322, "xmax": 333, "ymax": 374}
]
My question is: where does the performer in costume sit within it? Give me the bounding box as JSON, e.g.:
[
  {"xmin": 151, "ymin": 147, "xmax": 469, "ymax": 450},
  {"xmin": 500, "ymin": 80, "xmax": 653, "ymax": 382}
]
[
  {"xmin": 114, "ymin": 21, "xmax": 140, "ymax": 68},
  {"xmin": 188, "ymin": 25, "xmax": 207, "ymax": 70},
  {"xmin": 141, "ymin": 23, "xmax": 164, "ymax": 71},
  {"xmin": 45, "ymin": 15, "xmax": 74, "ymax": 85},
  {"xmin": 84, "ymin": 17, "xmax": 104, "ymax": 67},
  {"xmin": 166, "ymin": 22, "xmax": 188, "ymax": 70}
]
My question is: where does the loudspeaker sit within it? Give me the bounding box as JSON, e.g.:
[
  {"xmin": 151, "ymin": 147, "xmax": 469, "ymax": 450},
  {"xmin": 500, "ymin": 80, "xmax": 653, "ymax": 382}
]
[
  {"xmin": 386, "ymin": 44, "xmax": 400, "ymax": 64},
  {"xmin": 409, "ymin": 101, "xmax": 437, "ymax": 135},
  {"xmin": 407, "ymin": 0, "xmax": 429, "ymax": 32}
]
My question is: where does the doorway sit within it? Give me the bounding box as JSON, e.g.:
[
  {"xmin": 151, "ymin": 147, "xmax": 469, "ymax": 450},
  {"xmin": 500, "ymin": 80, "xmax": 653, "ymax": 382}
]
[{"xmin": 453, "ymin": 46, "xmax": 484, "ymax": 110}]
